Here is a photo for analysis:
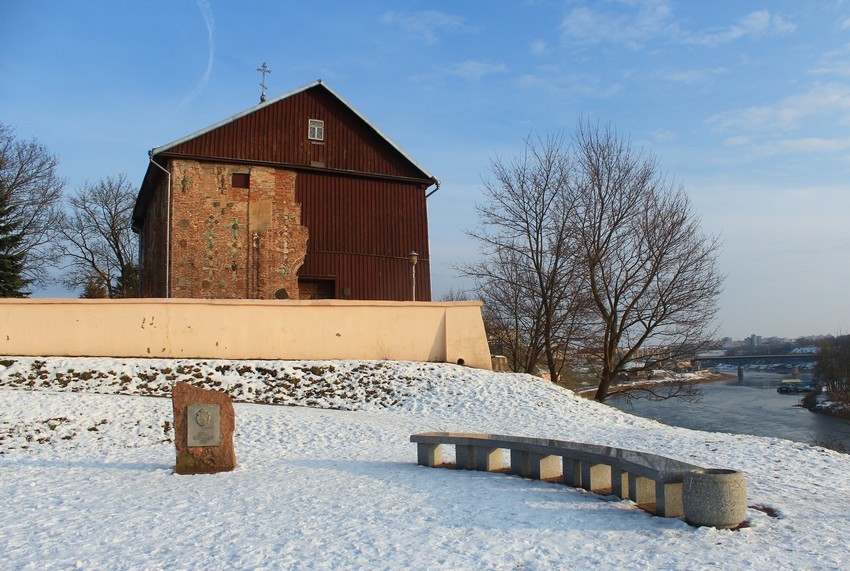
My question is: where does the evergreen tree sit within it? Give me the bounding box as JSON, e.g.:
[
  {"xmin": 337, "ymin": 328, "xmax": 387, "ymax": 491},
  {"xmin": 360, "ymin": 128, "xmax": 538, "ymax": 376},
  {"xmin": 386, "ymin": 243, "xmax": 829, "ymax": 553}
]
[
  {"xmin": 79, "ymin": 274, "xmax": 107, "ymax": 299},
  {"xmin": 0, "ymin": 188, "xmax": 30, "ymax": 297},
  {"xmin": 115, "ymin": 263, "xmax": 140, "ymax": 298}
]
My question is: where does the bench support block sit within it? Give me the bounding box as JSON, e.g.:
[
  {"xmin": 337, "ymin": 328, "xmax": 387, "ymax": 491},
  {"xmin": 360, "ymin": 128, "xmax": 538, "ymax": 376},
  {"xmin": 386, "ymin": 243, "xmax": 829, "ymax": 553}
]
[
  {"xmin": 455, "ymin": 445, "xmax": 504, "ymax": 471},
  {"xmin": 562, "ymin": 457, "xmax": 581, "ymax": 487},
  {"xmin": 531, "ymin": 454, "xmax": 562, "ymax": 480},
  {"xmin": 629, "ymin": 475, "xmax": 656, "ymax": 506},
  {"xmin": 612, "ymin": 468, "xmax": 629, "ymax": 498},
  {"xmin": 417, "ymin": 442, "xmax": 443, "ymax": 467},
  {"xmin": 656, "ymin": 481, "xmax": 684, "ymax": 517},
  {"xmin": 581, "ymin": 463, "xmax": 612, "ymax": 493},
  {"xmin": 510, "ymin": 449, "xmax": 531, "ymax": 477},
  {"xmin": 456, "ymin": 445, "xmax": 475, "ymax": 470},
  {"xmin": 475, "ymin": 446, "xmax": 504, "ymax": 471}
]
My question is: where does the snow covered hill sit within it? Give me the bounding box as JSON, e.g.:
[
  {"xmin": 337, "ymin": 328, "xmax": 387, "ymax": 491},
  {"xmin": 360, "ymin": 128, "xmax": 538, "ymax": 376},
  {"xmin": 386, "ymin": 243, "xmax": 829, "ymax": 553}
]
[{"xmin": 2, "ymin": 357, "xmax": 848, "ymax": 569}]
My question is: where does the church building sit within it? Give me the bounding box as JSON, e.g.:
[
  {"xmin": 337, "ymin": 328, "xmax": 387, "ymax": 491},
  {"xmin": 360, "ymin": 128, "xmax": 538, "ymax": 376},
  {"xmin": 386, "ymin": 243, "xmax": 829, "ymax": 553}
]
[{"xmin": 132, "ymin": 80, "xmax": 437, "ymax": 301}]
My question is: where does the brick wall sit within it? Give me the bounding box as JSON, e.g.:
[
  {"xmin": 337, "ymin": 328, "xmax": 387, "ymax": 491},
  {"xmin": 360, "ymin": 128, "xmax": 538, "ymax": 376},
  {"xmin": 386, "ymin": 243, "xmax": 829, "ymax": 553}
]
[{"xmin": 168, "ymin": 159, "xmax": 308, "ymax": 299}]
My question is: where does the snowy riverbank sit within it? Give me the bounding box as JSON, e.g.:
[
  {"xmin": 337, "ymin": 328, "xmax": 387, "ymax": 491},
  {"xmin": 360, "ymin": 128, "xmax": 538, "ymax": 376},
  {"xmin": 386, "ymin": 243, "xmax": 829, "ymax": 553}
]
[
  {"xmin": 803, "ymin": 389, "xmax": 850, "ymax": 419},
  {"xmin": 2, "ymin": 356, "xmax": 849, "ymax": 569}
]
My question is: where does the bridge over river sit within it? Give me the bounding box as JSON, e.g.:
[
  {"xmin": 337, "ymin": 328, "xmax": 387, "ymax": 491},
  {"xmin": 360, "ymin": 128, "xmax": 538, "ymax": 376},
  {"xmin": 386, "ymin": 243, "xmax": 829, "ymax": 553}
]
[{"xmin": 692, "ymin": 354, "xmax": 816, "ymax": 379}]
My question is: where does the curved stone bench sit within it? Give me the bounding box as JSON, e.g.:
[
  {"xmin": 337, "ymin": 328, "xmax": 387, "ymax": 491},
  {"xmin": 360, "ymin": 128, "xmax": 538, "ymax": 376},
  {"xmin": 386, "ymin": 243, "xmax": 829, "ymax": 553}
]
[{"xmin": 410, "ymin": 432, "xmax": 746, "ymax": 525}]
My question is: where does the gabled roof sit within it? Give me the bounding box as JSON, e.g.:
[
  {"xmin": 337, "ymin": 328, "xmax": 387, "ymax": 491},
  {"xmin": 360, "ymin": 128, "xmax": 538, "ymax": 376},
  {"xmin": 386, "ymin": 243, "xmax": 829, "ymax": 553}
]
[
  {"xmin": 133, "ymin": 80, "xmax": 436, "ymax": 230},
  {"xmin": 149, "ymin": 80, "xmax": 435, "ymax": 180}
]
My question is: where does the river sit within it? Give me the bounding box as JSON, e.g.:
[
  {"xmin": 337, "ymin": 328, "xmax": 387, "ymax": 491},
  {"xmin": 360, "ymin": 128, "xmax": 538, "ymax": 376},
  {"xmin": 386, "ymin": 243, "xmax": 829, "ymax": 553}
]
[{"xmin": 609, "ymin": 371, "xmax": 850, "ymax": 451}]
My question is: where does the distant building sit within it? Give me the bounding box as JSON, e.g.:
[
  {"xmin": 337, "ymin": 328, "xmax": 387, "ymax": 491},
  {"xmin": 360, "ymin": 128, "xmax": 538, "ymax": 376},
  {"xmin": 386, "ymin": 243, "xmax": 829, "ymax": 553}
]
[{"xmin": 132, "ymin": 80, "xmax": 438, "ymax": 301}]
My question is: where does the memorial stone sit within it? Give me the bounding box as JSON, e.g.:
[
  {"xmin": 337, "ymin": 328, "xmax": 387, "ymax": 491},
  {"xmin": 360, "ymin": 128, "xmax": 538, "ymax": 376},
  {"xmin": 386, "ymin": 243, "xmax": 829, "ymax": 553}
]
[{"xmin": 172, "ymin": 382, "xmax": 236, "ymax": 475}]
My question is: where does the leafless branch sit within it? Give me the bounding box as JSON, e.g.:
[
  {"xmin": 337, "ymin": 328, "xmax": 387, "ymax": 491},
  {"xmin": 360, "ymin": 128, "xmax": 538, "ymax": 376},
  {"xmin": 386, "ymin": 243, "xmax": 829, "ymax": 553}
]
[
  {"xmin": 462, "ymin": 122, "xmax": 722, "ymax": 401},
  {"xmin": 0, "ymin": 124, "xmax": 66, "ymax": 285},
  {"xmin": 55, "ymin": 174, "xmax": 139, "ymax": 298}
]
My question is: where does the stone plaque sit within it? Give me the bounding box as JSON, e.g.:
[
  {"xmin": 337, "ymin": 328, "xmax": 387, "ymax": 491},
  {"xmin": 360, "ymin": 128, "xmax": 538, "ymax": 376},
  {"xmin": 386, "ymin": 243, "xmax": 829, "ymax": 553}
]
[
  {"xmin": 187, "ymin": 404, "xmax": 221, "ymax": 447},
  {"xmin": 173, "ymin": 383, "xmax": 236, "ymax": 474}
]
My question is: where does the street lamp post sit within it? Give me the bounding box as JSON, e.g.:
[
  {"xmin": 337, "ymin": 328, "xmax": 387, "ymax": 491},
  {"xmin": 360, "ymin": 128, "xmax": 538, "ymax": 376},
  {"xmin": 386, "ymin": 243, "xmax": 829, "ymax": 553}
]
[{"xmin": 408, "ymin": 251, "xmax": 419, "ymax": 301}]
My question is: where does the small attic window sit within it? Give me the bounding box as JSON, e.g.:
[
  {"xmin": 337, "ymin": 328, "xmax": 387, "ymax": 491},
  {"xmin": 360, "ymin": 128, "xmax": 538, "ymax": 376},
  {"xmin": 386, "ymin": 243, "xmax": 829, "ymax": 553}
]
[
  {"xmin": 232, "ymin": 173, "xmax": 250, "ymax": 188},
  {"xmin": 308, "ymin": 119, "xmax": 324, "ymax": 141}
]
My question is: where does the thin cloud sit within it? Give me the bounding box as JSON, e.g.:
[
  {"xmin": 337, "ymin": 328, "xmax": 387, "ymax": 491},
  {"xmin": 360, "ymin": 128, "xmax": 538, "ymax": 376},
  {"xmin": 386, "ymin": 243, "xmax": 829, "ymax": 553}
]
[
  {"xmin": 530, "ymin": 39, "xmax": 548, "ymax": 56},
  {"xmin": 655, "ymin": 67, "xmax": 727, "ymax": 84},
  {"xmin": 708, "ymin": 83, "xmax": 850, "ymax": 160},
  {"xmin": 685, "ymin": 10, "xmax": 796, "ymax": 46},
  {"xmin": 560, "ymin": 3, "xmax": 794, "ymax": 49},
  {"xmin": 407, "ymin": 60, "xmax": 508, "ymax": 86},
  {"xmin": 177, "ymin": 0, "xmax": 215, "ymax": 110},
  {"xmin": 649, "ymin": 129, "xmax": 678, "ymax": 143},
  {"xmin": 444, "ymin": 60, "xmax": 508, "ymax": 81},
  {"xmin": 560, "ymin": 1, "xmax": 674, "ymax": 49},
  {"xmin": 811, "ymin": 43, "xmax": 850, "ymax": 77},
  {"xmin": 708, "ymin": 83, "xmax": 850, "ymax": 133},
  {"xmin": 381, "ymin": 10, "xmax": 467, "ymax": 44},
  {"xmin": 758, "ymin": 136, "xmax": 850, "ymax": 155},
  {"xmin": 517, "ymin": 71, "xmax": 624, "ymax": 99}
]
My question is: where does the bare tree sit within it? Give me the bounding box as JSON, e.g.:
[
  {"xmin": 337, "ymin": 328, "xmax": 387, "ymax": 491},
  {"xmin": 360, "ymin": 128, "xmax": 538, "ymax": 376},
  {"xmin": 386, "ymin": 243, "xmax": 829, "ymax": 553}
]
[
  {"xmin": 472, "ymin": 247, "xmax": 546, "ymax": 374},
  {"xmin": 465, "ymin": 124, "xmax": 722, "ymax": 401},
  {"xmin": 573, "ymin": 122, "xmax": 722, "ymax": 401},
  {"xmin": 816, "ymin": 335, "xmax": 850, "ymax": 404},
  {"xmin": 437, "ymin": 288, "xmax": 471, "ymax": 302},
  {"xmin": 462, "ymin": 133, "xmax": 589, "ymax": 381},
  {"xmin": 56, "ymin": 174, "xmax": 139, "ymax": 298},
  {"xmin": 0, "ymin": 123, "xmax": 66, "ymax": 285}
]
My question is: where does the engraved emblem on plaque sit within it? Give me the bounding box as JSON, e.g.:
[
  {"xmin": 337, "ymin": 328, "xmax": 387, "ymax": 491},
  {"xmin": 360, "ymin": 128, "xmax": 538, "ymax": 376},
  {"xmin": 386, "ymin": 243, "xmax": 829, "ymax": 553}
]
[
  {"xmin": 195, "ymin": 407, "xmax": 212, "ymax": 427},
  {"xmin": 187, "ymin": 404, "xmax": 221, "ymax": 447}
]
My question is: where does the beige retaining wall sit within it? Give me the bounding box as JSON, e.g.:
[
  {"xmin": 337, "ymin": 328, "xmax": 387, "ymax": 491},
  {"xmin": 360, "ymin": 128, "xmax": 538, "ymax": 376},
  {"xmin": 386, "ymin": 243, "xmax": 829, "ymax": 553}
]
[{"xmin": 0, "ymin": 299, "xmax": 492, "ymax": 370}]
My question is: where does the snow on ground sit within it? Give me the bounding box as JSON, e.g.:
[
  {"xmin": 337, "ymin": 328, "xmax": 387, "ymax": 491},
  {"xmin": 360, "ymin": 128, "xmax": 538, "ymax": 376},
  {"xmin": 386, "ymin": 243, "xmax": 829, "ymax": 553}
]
[{"xmin": 2, "ymin": 357, "xmax": 849, "ymax": 570}]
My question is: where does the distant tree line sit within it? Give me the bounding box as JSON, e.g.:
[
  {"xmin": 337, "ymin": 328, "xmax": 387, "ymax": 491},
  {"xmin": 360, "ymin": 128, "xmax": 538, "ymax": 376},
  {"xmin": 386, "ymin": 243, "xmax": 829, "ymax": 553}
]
[{"xmin": 0, "ymin": 122, "xmax": 138, "ymax": 299}]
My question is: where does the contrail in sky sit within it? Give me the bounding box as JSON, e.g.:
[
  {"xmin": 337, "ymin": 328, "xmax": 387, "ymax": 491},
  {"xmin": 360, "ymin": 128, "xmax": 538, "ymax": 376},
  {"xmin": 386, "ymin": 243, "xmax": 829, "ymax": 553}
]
[{"xmin": 176, "ymin": 0, "xmax": 215, "ymax": 111}]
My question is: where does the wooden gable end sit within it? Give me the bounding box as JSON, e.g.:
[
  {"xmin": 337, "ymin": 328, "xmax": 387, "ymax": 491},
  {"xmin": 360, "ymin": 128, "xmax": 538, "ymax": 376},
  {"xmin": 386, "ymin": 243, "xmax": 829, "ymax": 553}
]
[{"xmin": 160, "ymin": 85, "xmax": 430, "ymax": 181}]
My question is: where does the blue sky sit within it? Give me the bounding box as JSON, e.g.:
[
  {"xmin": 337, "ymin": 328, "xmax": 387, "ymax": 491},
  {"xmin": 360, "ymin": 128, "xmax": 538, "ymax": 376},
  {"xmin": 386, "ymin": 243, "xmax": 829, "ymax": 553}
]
[{"xmin": 3, "ymin": 1, "xmax": 850, "ymax": 340}]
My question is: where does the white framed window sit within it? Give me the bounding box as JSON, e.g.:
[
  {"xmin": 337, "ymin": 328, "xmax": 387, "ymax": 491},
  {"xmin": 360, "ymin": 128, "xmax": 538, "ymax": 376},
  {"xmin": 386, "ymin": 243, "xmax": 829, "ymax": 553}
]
[{"xmin": 308, "ymin": 119, "xmax": 324, "ymax": 141}]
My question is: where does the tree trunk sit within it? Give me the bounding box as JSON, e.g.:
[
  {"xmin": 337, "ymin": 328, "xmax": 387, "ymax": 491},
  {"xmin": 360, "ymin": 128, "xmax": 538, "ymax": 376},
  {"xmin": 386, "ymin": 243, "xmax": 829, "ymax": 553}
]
[{"xmin": 594, "ymin": 368, "xmax": 614, "ymax": 402}]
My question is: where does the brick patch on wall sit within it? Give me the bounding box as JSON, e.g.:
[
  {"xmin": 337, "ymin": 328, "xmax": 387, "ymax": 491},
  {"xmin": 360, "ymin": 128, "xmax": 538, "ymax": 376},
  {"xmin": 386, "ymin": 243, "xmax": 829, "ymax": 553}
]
[{"xmin": 168, "ymin": 160, "xmax": 308, "ymax": 299}]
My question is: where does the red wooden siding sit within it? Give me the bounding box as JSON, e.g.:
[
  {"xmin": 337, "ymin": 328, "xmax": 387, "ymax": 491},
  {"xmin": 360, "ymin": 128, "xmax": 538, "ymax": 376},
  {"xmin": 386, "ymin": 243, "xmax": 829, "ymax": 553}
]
[
  {"xmin": 162, "ymin": 87, "xmax": 428, "ymax": 181},
  {"xmin": 138, "ymin": 176, "xmax": 169, "ymax": 297},
  {"xmin": 296, "ymin": 171, "xmax": 431, "ymax": 301}
]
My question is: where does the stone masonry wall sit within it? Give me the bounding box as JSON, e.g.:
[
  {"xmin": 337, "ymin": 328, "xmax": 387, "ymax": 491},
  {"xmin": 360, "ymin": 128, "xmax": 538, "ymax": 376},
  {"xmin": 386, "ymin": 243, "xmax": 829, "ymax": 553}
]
[{"xmin": 169, "ymin": 159, "xmax": 308, "ymax": 299}]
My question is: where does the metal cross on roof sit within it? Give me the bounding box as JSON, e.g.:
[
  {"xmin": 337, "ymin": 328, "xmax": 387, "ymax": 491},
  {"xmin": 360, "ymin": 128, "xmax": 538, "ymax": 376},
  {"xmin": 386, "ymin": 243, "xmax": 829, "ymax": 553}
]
[{"xmin": 257, "ymin": 62, "xmax": 272, "ymax": 103}]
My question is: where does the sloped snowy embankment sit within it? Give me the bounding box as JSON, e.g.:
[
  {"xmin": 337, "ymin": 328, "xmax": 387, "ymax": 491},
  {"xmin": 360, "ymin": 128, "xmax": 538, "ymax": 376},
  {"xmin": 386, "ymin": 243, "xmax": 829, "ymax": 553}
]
[{"xmin": 1, "ymin": 357, "xmax": 848, "ymax": 569}]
